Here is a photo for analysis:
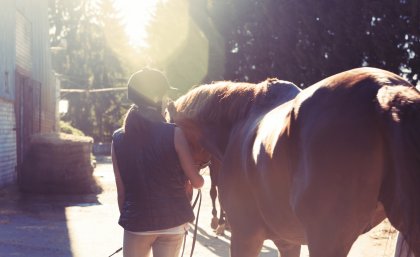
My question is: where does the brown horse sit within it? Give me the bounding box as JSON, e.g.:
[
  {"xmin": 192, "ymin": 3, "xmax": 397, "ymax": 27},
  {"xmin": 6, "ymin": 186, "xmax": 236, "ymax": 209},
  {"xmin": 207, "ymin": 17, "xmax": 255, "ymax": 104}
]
[{"xmin": 168, "ymin": 68, "xmax": 420, "ymax": 257}]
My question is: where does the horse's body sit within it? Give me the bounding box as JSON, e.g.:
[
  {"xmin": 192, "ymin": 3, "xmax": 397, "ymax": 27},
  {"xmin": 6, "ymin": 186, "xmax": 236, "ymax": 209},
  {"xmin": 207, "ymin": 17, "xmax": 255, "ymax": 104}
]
[{"xmin": 169, "ymin": 68, "xmax": 420, "ymax": 257}]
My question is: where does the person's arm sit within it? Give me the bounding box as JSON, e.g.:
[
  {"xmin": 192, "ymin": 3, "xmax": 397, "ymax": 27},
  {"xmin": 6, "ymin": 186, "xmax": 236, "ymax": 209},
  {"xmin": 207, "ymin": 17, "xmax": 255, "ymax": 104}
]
[
  {"xmin": 174, "ymin": 127, "xmax": 205, "ymax": 189},
  {"xmin": 111, "ymin": 142, "xmax": 125, "ymax": 213}
]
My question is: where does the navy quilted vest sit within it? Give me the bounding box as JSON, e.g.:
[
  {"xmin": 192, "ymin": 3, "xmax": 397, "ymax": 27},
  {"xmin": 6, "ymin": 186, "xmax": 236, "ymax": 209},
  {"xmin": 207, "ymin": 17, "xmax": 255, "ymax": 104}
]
[{"xmin": 112, "ymin": 121, "xmax": 194, "ymax": 232}]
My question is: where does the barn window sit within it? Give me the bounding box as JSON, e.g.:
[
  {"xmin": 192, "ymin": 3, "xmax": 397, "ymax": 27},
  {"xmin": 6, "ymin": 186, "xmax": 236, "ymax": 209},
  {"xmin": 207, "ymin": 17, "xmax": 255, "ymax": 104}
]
[{"xmin": 4, "ymin": 71, "xmax": 9, "ymax": 94}]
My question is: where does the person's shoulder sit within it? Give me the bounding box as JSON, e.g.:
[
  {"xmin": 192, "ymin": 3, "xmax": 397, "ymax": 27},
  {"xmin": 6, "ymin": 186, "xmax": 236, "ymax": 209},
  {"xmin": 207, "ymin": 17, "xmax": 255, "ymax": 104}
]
[
  {"xmin": 157, "ymin": 121, "xmax": 176, "ymax": 134},
  {"xmin": 165, "ymin": 121, "xmax": 176, "ymax": 129},
  {"xmin": 112, "ymin": 127, "xmax": 125, "ymax": 141}
]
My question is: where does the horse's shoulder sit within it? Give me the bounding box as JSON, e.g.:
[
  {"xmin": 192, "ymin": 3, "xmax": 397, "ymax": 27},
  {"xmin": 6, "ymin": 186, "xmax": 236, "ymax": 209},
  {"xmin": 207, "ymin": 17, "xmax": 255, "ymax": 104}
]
[
  {"xmin": 264, "ymin": 78, "xmax": 300, "ymax": 94},
  {"xmin": 252, "ymin": 78, "xmax": 300, "ymax": 112}
]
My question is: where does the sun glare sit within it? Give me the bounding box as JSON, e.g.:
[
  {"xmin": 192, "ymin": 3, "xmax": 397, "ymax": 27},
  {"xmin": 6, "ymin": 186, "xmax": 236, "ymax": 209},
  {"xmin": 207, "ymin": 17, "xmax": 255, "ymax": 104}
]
[{"xmin": 114, "ymin": 0, "xmax": 161, "ymax": 47}]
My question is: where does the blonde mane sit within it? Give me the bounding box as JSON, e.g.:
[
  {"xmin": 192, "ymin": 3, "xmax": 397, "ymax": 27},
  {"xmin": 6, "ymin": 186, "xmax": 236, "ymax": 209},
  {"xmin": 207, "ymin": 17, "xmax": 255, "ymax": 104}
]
[
  {"xmin": 172, "ymin": 79, "xmax": 300, "ymax": 128},
  {"xmin": 173, "ymin": 81, "xmax": 263, "ymax": 126}
]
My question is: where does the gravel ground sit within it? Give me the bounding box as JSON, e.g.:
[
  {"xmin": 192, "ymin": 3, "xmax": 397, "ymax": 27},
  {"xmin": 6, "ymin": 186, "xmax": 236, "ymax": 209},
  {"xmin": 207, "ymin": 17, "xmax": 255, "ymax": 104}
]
[{"xmin": 0, "ymin": 157, "xmax": 398, "ymax": 257}]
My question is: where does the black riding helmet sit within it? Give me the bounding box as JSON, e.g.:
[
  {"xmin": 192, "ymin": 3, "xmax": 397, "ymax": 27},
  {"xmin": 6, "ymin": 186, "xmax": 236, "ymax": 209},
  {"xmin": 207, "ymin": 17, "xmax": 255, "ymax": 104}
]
[{"xmin": 127, "ymin": 68, "xmax": 175, "ymax": 108}]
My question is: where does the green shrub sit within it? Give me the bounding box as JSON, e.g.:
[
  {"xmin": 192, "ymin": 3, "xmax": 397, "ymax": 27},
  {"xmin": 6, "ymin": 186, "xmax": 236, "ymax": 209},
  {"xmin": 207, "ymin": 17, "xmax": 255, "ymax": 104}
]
[{"xmin": 59, "ymin": 121, "xmax": 85, "ymax": 136}]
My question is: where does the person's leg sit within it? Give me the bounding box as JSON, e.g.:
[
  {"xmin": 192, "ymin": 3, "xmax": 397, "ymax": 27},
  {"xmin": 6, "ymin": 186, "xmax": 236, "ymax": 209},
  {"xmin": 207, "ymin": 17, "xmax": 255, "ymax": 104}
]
[
  {"xmin": 123, "ymin": 231, "xmax": 157, "ymax": 257},
  {"xmin": 152, "ymin": 234, "xmax": 185, "ymax": 257}
]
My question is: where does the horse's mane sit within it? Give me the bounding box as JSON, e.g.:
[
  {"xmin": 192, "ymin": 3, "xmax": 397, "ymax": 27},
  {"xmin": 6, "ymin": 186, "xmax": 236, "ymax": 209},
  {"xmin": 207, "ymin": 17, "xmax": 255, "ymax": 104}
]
[
  {"xmin": 172, "ymin": 78, "xmax": 300, "ymax": 126},
  {"xmin": 173, "ymin": 81, "xmax": 256, "ymax": 125}
]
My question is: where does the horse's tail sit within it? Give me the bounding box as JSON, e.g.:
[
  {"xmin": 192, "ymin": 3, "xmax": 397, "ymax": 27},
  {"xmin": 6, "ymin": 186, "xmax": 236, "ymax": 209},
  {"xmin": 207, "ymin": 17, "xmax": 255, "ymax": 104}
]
[{"xmin": 377, "ymin": 85, "xmax": 420, "ymax": 254}]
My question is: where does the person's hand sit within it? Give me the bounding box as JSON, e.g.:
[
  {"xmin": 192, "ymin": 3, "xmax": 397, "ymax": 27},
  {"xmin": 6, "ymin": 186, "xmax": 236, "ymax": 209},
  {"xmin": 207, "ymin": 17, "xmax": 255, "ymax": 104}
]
[
  {"xmin": 185, "ymin": 180, "xmax": 193, "ymax": 202},
  {"xmin": 174, "ymin": 127, "xmax": 205, "ymax": 188}
]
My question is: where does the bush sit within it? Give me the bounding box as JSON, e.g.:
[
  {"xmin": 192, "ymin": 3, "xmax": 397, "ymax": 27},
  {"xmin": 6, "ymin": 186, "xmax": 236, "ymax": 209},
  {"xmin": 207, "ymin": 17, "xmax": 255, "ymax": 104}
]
[
  {"xmin": 59, "ymin": 121, "xmax": 85, "ymax": 136},
  {"xmin": 59, "ymin": 121, "xmax": 96, "ymax": 165}
]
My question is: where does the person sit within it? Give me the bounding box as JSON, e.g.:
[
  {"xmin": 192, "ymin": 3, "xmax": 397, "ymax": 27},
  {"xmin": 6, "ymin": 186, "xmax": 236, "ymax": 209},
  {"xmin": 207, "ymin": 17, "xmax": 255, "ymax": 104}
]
[{"xmin": 111, "ymin": 68, "xmax": 206, "ymax": 257}]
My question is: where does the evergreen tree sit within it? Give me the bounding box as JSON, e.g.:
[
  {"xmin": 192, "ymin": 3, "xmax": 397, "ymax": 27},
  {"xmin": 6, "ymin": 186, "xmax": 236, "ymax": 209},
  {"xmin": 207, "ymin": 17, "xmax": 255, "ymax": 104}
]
[
  {"xmin": 199, "ymin": 0, "xmax": 420, "ymax": 87},
  {"xmin": 49, "ymin": 0, "xmax": 134, "ymax": 141},
  {"xmin": 143, "ymin": 0, "xmax": 220, "ymax": 93}
]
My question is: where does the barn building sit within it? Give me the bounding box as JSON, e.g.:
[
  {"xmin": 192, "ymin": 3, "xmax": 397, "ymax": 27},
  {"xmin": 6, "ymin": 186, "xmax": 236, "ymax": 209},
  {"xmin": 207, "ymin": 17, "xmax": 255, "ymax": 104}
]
[{"xmin": 0, "ymin": 0, "xmax": 58, "ymax": 188}]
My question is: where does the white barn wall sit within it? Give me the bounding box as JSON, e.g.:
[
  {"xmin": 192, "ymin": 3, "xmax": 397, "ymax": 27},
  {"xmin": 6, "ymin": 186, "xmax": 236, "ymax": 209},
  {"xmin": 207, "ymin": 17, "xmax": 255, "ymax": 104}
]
[
  {"xmin": 0, "ymin": 0, "xmax": 16, "ymax": 101},
  {"xmin": 16, "ymin": 0, "xmax": 56, "ymax": 132},
  {"xmin": 0, "ymin": 0, "xmax": 17, "ymax": 186},
  {"xmin": 0, "ymin": 101, "xmax": 17, "ymax": 186}
]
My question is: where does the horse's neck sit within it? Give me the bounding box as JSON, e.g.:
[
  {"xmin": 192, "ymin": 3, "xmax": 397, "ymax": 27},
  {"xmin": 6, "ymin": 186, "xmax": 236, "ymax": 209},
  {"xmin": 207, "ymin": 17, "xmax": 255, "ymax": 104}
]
[
  {"xmin": 200, "ymin": 100, "xmax": 293, "ymax": 162},
  {"xmin": 199, "ymin": 124, "xmax": 232, "ymax": 162}
]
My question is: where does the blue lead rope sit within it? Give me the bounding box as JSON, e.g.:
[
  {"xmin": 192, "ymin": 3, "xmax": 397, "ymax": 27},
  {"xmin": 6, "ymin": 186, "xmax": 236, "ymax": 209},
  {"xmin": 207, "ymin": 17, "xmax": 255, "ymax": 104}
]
[
  {"xmin": 181, "ymin": 189, "xmax": 202, "ymax": 257},
  {"xmin": 108, "ymin": 247, "xmax": 122, "ymax": 257}
]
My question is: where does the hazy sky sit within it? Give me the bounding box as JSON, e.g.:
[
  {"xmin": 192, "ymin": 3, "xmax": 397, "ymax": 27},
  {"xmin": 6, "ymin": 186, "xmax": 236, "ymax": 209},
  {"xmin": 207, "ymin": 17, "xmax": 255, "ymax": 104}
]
[{"xmin": 114, "ymin": 0, "xmax": 160, "ymax": 47}]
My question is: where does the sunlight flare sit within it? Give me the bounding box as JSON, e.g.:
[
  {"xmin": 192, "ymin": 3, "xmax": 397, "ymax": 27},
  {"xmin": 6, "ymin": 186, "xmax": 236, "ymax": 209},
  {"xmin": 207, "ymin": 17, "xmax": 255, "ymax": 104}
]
[{"xmin": 114, "ymin": 0, "xmax": 161, "ymax": 47}]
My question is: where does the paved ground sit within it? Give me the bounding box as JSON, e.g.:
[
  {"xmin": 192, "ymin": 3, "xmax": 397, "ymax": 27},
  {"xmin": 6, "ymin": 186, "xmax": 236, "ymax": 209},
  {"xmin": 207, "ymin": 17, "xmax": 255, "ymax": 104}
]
[{"xmin": 0, "ymin": 157, "xmax": 398, "ymax": 257}]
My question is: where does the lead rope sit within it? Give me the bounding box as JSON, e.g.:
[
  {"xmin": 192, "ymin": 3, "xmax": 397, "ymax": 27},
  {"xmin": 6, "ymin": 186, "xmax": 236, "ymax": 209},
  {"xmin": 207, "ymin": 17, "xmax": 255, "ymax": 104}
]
[
  {"xmin": 108, "ymin": 247, "xmax": 122, "ymax": 257},
  {"xmin": 109, "ymin": 189, "xmax": 202, "ymax": 257},
  {"xmin": 180, "ymin": 189, "xmax": 202, "ymax": 257}
]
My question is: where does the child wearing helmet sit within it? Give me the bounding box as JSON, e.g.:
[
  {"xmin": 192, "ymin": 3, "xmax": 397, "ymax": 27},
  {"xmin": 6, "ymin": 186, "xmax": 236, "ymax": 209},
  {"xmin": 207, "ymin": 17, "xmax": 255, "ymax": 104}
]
[{"xmin": 111, "ymin": 68, "xmax": 205, "ymax": 257}]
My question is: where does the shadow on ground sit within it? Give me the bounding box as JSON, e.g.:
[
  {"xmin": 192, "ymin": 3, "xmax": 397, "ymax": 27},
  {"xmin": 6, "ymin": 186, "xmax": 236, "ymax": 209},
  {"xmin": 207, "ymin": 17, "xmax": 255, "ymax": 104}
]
[{"xmin": 0, "ymin": 182, "xmax": 101, "ymax": 257}]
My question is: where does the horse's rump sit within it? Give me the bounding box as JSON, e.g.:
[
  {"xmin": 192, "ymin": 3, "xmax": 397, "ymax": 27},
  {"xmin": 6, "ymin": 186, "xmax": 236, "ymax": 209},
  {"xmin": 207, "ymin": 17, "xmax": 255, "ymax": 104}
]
[
  {"xmin": 287, "ymin": 69, "xmax": 420, "ymax": 254},
  {"xmin": 286, "ymin": 70, "xmax": 390, "ymax": 246},
  {"xmin": 377, "ymin": 85, "xmax": 420, "ymax": 253}
]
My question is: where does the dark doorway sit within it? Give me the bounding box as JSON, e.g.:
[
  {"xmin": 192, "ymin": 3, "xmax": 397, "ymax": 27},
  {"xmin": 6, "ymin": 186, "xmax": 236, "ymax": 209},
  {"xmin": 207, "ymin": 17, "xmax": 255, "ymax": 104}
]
[{"xmin": 14, "ymin": 70, "xmax": 41, "ymax": 182}]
